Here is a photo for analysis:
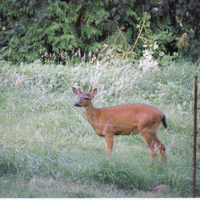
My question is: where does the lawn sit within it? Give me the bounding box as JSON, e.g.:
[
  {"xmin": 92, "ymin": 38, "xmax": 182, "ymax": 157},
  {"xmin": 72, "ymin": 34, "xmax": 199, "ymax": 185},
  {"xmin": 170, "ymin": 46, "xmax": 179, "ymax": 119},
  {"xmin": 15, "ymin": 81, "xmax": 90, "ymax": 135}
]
[{"xmin": 0, "ymin": 59, "xmax": 199, "ymax": 197}]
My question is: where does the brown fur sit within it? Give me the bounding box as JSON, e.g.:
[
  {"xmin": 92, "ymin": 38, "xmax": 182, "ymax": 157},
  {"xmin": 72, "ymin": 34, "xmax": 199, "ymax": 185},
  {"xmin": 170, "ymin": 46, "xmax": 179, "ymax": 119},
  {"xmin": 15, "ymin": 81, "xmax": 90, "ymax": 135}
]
[{"xmin": 72, "ymin": 86, "xmax": 167, "ymax": 164}]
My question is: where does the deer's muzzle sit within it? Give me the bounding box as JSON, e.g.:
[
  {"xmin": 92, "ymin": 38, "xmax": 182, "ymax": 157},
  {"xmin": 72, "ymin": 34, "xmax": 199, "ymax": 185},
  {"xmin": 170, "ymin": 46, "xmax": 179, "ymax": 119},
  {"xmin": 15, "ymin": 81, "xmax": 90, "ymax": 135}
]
[{"xmin": 74, "ymin": 102, "xmax": 81, "ymax": 107}]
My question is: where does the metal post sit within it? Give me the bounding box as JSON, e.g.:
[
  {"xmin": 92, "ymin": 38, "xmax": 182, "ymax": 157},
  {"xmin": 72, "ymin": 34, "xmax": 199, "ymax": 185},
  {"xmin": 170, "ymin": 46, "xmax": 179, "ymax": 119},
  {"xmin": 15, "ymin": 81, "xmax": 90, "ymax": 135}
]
[{"xmin": 193, "ymin": 76, "xmax": 198, "ymax": 198}]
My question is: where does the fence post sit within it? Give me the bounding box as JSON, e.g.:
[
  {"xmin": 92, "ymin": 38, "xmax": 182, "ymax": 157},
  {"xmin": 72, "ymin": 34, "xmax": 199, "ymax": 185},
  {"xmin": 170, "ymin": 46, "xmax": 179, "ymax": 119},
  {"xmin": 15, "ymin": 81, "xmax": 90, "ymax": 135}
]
[{"xmin": 193, "ymin": 76, "xmax": 198, "ymax": 198}]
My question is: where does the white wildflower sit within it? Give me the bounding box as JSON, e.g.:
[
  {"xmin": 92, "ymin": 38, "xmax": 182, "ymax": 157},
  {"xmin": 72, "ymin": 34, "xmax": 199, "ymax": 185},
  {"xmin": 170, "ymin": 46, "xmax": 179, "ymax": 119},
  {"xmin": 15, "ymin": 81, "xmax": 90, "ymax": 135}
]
[
  {"xmin": 139, "ymin": 49, "xmax": 159, "ymax": 71},
  {"xmin": 153, "ymin": 42, "xmax": 158, "ymax": 50},
  {"xmin": 159, "ymin": 51, "xmax": 165, "ymax": 56}
]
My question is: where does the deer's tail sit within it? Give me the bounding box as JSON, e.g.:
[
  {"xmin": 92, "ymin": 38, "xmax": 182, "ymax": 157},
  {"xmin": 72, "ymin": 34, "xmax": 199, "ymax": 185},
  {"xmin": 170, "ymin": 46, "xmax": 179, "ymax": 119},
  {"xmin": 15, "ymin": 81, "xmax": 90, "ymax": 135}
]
[{"xmin": 162, "ymin": 113, "xmax": 167, "ymax": 129}]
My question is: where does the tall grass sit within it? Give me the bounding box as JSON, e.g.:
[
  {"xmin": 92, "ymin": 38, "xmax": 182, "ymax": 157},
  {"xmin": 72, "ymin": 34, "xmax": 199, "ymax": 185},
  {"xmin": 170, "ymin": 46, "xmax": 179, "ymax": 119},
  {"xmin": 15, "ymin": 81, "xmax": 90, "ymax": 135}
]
[{"xmin": 0, "ymin": 59, "xmax": 199, "ymax": 197}]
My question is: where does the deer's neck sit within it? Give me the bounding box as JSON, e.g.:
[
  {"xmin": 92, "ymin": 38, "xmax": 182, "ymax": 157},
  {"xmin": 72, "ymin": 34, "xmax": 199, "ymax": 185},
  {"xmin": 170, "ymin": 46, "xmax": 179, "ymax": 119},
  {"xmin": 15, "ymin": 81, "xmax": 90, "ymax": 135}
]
[{"xmin": 84, "ymin": 103, "xmax": 98, "ymax": 124}]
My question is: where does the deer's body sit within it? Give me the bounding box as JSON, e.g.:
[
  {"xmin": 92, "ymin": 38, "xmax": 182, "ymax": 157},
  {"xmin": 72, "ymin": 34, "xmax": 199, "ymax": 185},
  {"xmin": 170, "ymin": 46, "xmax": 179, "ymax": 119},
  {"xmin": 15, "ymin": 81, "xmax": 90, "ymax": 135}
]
[{"xmin": 72, "ymin": 86, "xmax": 167, "ymax": 164}]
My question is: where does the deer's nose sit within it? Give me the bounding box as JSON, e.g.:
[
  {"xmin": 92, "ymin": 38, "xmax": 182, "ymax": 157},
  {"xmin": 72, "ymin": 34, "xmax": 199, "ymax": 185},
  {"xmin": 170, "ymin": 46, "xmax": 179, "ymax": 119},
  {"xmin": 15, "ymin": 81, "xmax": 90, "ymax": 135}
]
[{"xmin": 74, "ymin": 102, "xmax": 81, "ymax": 107}]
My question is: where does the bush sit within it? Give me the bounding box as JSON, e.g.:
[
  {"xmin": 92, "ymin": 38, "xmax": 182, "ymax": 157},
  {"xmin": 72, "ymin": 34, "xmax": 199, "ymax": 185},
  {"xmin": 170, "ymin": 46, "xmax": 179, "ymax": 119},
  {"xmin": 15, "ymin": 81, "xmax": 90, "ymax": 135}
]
[
  {"xmin": 0, "ymin": 0, "xmax": 199, "ymax": 63},
  {"xmin": 154, "ymin": 0, "xmax": 200, "ymax": 61}
]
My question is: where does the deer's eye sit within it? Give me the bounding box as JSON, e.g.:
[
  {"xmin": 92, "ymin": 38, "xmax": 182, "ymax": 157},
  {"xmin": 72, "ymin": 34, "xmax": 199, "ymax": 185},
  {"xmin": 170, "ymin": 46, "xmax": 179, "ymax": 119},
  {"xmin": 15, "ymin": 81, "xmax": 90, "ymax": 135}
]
[{"xmin": 84, "ymin": 98, "xmax": 90, "ymax": 100}]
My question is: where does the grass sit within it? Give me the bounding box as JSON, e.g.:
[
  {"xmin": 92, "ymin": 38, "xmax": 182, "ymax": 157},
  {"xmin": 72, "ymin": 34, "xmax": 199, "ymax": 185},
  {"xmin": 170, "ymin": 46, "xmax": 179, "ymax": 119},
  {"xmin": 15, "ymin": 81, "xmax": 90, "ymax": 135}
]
[{"xmin": 0, "ymin": 58, "xmax": 200, "ymax": 197}]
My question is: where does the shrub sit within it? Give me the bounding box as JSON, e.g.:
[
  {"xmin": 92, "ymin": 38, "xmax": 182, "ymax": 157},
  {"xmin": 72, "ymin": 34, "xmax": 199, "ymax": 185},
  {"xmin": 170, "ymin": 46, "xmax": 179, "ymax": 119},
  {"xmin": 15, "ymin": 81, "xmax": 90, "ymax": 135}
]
[{"xmin": 0, "ymin": 0, "xmax": 199, "ymax": 63}]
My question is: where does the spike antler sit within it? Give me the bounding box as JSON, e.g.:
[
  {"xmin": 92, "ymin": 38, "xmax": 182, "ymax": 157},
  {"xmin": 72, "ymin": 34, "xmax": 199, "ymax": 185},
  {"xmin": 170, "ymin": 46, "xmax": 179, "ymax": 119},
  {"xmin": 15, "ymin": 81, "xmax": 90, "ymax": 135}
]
[
  {"xmin": 88, "ymin": 86, "xmax": 93, "ymax": 93},
  {"xmin": 82, "ymin": 85, "xmax": 85, "ymax": 93}
]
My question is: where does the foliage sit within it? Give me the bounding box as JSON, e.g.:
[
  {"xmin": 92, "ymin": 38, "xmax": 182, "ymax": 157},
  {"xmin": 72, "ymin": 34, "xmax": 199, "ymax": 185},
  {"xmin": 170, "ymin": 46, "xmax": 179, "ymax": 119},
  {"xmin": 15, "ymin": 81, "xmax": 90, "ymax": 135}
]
[
  {"xmin": 153, "ymin": 0, "xmax": 200, "ymax": 61},
  {"xmin": 1, "ymin": 0, "xmax": 199, "ymax": 64}
]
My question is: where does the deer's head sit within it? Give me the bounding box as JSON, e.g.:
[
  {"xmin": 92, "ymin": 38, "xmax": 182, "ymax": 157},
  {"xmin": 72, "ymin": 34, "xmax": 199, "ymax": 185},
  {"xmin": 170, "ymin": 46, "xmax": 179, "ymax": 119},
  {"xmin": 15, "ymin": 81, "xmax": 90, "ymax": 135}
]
[{"xmin": 72, "ymin": 86, "xmax": 97, "ymax": 107}]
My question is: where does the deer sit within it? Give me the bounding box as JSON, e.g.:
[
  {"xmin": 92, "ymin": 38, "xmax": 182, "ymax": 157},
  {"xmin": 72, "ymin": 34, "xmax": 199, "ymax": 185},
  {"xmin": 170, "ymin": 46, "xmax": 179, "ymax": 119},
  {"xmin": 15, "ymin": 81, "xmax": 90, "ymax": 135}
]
[{"xmin": 72, "ymin": 85, "xmax": 167, "ymax": 165}]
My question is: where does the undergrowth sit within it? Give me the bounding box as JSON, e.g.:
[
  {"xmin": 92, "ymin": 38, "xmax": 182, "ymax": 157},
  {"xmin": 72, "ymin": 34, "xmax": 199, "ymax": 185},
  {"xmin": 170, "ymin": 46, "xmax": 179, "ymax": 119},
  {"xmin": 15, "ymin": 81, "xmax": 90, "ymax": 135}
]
[{"xmin": 0, "ymin": 58, "xmax": 199, "ymax": 197}]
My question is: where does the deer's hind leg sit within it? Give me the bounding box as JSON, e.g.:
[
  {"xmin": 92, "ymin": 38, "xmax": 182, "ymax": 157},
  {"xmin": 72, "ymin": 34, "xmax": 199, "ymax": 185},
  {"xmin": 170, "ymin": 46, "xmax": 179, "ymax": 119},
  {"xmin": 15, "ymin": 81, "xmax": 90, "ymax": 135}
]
[
  {"xmin": 140, "ymin": 129, "xmax": 166, "ymax": 165},
  {"xmin": 158, "ymin": 139, "xmax": 166, "ymax": 163}
]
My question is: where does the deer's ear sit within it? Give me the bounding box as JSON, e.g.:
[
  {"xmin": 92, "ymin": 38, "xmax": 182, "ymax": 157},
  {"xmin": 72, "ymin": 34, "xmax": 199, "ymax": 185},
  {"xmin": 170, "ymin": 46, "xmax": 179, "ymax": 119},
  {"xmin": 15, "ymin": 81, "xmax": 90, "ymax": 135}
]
[
  {"xmin": 72, "ymin": 87, "xmax": 82, "ymax": 96},
  {"xmin": 90, "ymin": 88, "xmax": 97, "ymax": 98}
]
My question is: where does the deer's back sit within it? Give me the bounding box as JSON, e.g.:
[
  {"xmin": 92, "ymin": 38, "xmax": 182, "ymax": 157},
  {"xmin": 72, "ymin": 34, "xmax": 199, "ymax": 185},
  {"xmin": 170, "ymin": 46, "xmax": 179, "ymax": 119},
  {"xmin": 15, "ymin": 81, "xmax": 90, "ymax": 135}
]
[{"xmin": 98, "ymin": 103, "xmax": 162, "ymax": 119}]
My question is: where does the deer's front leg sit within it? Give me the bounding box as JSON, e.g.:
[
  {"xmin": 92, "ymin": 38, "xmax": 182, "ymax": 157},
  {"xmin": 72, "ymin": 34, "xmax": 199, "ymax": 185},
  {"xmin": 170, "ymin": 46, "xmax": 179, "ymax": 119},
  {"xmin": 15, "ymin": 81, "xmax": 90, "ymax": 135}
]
[{"xmin": 104, "ymin": 133, "xmax": 114, "ymax": 155}]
